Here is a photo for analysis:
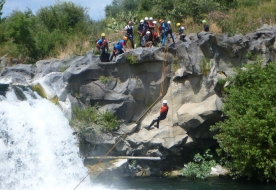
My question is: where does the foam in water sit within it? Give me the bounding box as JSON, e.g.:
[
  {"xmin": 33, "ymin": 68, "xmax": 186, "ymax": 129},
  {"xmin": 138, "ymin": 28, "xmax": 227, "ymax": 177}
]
[{"xmin": 0, "ymin": 87, "xmax": 110, "ymax": 190}]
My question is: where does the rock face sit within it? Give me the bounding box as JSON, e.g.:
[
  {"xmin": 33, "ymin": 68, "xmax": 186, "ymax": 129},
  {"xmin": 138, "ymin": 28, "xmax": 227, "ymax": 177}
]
[{"xmin": 1, "ymin": 25, "xmax": 276, "ymax": 177}]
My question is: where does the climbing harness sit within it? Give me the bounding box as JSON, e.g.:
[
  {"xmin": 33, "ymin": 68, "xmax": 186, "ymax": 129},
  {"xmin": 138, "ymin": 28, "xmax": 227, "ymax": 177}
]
[{"xmin": 73, "ymin": 45, "xmax": 170, "ymax": 190}]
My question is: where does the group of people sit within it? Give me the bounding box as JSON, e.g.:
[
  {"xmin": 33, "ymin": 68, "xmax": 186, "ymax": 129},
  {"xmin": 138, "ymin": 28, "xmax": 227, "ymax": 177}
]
[
  {"xmin": 95, "ymin": 20, "xmax": 209, "ymax": 129},
  {"xmin": 96, "ymin": 18, "xmax": 209, "ymax": 62}
]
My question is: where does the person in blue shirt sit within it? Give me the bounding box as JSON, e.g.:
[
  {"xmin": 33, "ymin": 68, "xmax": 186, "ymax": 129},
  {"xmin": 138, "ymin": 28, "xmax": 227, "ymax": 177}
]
[
  {"xmin": 158, "ymin": 19, "xmax": 169, "ymax": 46},
  {"xmin": 109, "ymin": 36, "xmax": 128, "ymax": 61}
]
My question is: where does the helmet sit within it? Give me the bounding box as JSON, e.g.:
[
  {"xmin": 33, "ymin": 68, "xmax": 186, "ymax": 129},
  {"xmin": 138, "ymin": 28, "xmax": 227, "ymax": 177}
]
[
  {"xmin": 181, "ymin": 26, "xmax": 185, "ymax": 30},
  {"xmin": 140, "ymin": 19, "xmax": 144, "ymax": 23},
  {"xmin": 159, "ymin": 19, "xmax": 163, "ymax": 23},
  {"xmin": 163, "ymin": 100, "xmax": 167, "ymax": 104},
  {"xmin": 202, "ymin": 20, "xmax": 207, "ymax": 23},
  {"xmin": 101, "ymin": 33, "xmax": 106, "ymax": 37},
  {"xmin": 145, "ymin": 17, "xmax": 148, "ymax": 20},
  {"xmin": 149, "ymin": 17, "xmax": 153, "ymax": 21},
  {"xmin": 146, "ymin": 31, "xmax": 150, "ymax": 34},
  {"xmin": 167, "ymin": 21, "xmax": 171, "ymax": 24},
  {"xmin": 123, "ymin": 36, "xmax": 128, "ymax": 41},
  {"xmin": 176, "ymin": 23, "xmax": 181, "ymax": 27},
  {"xmin": 153, "ymin": 21, "xmax": 157, "ymax": 24}
]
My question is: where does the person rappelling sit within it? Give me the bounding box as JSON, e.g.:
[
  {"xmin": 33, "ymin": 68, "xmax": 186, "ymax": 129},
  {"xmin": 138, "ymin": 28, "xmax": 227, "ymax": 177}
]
[{"xmin": 144, "ymin": 100, "xmax": 169, "ymax": 130}]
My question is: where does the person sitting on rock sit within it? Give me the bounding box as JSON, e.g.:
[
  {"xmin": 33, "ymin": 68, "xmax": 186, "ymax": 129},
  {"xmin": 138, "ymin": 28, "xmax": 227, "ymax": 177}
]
[
  {"xmin": 110, "ymin": 36, "xmax": 128, "ymax": 61},
  {"xmin": 141, "ymin": 31, "xmax": 153, "ymax": 48},
  {"xmin": 145, "ymin": 100, "xmax": 169, "ymax": 130},
  {"xmin": 177, "ymin": 23, "xmax": 186, "ymax": 42}
]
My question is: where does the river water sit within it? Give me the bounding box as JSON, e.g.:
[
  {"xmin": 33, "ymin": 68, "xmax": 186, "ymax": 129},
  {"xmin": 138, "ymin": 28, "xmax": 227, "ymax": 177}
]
[{"xmin": 1, "ymin": 86, "xmax": 275, "ymax": 190}]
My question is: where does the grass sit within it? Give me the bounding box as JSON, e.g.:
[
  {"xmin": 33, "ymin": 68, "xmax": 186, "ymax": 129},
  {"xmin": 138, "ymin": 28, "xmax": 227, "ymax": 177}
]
[
  {"xmin": 99, "ymin": 76, "xmax": 112, "ymax": 84},
  {"xmin": 126, "ymin": 54, "xmax": 138, "ymax": 64},
  {"xmin": 200, "ymin": 58, "xmax": 212, "ymax": 76},
  {"xmin": 71, "ymin": 105, "xmax": 119, "ymax": 133},
  {"xmin": 50, "ymin": 96, "xmax": 59, "ymax": 104}
]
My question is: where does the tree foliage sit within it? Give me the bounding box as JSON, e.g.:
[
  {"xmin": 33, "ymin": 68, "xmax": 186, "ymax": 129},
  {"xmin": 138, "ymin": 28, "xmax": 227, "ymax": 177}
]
[
  {"xmin": 211, "ymin": 62, "xmax": 276, "ymax": 181},
  {"xmin": 181, "ymin": 149, "xmax": 217, "ymax": 179},
  {"xmin": 36, "ymin": 1, "xmax": 89, "ymax": 33},
  {"xmin": 0, "ymin": 0, "xmax": 5, "ymax": 20}
]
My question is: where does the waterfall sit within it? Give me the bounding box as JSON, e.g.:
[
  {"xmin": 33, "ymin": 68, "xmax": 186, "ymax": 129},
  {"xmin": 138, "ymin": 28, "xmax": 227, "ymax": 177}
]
[{"xmin": 0, "ymin": 86, "xmax": 109, "ymax": 190}]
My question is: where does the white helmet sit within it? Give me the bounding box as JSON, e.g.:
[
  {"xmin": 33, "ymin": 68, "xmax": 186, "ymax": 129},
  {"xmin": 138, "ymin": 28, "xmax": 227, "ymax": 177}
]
[
  {"xmin": 145, "ymin": 17, "xmax": 149, "ymax": 20},
  {"xmin": 153, "ymin": 21, "xmax": 157, "ymax": 24},
  {"xmin": 163, "ymin": 100, "xmax": 168, "ymax": 104},
  {"xmin": 181, "ymin": 26, "xmax": 185, "ymax": 30},
  {"xmin": 140, "ymin": 19, "xmax": 144, "ymax": 23},
  {"xmin": 146, "ymin": 31, "xmax": 150, "ymax": 34},
  {"xmin": 149, "ymin": 17, "xmax": 153, "ymax": 21},
  {"xmin": 167, "ymin": 21, "xmax": 171, "ymax": 24}
]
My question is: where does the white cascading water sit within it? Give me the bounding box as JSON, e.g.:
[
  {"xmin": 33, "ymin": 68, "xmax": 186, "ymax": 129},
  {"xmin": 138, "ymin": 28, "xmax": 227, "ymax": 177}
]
[{"xmin": 0, "ymin": 86, "xmax": 110, "ymax": 190}]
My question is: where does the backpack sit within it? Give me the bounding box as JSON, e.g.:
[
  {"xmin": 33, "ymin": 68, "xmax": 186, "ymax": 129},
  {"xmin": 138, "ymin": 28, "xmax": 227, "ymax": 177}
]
[{"xmin": 162, "ymin": 22, "xmax": 170, "ymax": 32}]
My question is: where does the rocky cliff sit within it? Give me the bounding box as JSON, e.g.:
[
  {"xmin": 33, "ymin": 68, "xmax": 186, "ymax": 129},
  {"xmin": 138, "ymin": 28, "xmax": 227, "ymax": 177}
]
[{"xmin": 1, "ymin": 25, "xmax": 276, "ymax": 177}]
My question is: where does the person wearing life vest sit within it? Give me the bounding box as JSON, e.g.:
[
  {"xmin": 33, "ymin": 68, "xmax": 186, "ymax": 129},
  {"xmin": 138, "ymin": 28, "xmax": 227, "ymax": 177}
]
[
  {"xmin": 109, "ymin": 36, "xmax": 128, "ymax": 61},
  {"xmin": 96, "ymin": 33, "xmax": 109, "ymax": 55},
  {"xmin": 124, "ymin": 21, "xmax": 134, "ymax": 49},
  {"xmin": 202, "ymin": 20, "xmax": 209, "ymax": 32},
  {"xmin": 159, "ymin": 19, "xmax": 168, "ymax": 46},
  {"xmin": 148, "ymin": 17, "xmax": 155, "ymax": 32},
  {"xmin": 137, "ymin": 19, "xmax": 146, "ymax": 47},
  {"xmin": 145, "ymin": 100, "xmax": 169, "ymax": 130},
  {"xmin": 141, "ymin": 31, "xmax": 152, "ymax": 48},
  {"xmin": 166, "ymin": 21, "xmax": 175, "ymax": 44},
  {"xmin": 177, "ymin": 23, "xmax": 186, "ymax": 42}
]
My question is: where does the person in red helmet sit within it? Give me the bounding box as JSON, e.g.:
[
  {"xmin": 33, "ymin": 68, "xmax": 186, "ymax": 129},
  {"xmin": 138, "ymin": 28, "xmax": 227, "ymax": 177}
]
[{"xmin": 145, "ymin": 100, "xmax": 169, "ymax": 130}]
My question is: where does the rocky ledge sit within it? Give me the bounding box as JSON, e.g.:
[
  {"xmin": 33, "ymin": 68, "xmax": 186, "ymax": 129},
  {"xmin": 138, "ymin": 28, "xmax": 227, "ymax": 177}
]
[{"xmin": 1, "ymin": 25, "xmax": 276, "ymax": 178}]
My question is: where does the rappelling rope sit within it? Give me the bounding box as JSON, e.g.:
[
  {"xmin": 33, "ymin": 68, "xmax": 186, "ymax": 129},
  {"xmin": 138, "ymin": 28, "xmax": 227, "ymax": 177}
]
[
  {"xmin": 160, "ymin": 45, "xmax": 169, "ymax": 96},
  {"xmin": 73, "ymin": 45, "xmax": 170, "ymax": 190}
]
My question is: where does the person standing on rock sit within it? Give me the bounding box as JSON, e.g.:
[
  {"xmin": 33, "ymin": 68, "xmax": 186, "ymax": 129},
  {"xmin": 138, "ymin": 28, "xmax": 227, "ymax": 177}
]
[
  {"xmin": 202, "ymin": 20, "xmax": 209, "ymax": 32},
  {"xmin": 145, "ymin": 100, "xmax": 169, "ymax": 130},
  {"xmin": 124, "ymin": 21, "xmax": 134, "ymax": 49}
]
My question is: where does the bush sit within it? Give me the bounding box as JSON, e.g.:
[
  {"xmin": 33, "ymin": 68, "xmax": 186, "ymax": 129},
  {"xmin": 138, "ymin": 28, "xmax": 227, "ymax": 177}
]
[
  {"xmin": 72, "ymin": 105, "xmax": 119, "ymax": 132},
  {"xmin": 211, "ymin": 62, "xmax": 276, "ymax": 181},
  {"xmin": 181, "ymin": 149, "xmax": 217, "ymax": 179}
]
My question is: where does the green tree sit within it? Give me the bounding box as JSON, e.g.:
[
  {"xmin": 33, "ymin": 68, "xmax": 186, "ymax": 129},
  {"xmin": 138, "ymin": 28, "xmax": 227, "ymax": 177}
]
[
  {"xmin": 0, "ymin": 0, "xmax": 5, "ymax": 21},
  {"xmin": 211, "ymin": 62, "xmax": 276, "ymax": 181},
  {"xmin": 36, "ymin": 1, "xmax": 89, "ymax": 33},
  {"xmin": 6, "ymin": 10, "xmax": 38, "ymax": 59}
]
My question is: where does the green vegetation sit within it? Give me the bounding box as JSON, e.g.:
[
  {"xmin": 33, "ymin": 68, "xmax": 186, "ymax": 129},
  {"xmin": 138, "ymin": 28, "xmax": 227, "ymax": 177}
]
[
  {"xmin": 71, "ymin": 105, "xmax": 119, "ymax": 133},
  {"xmin": 200, "ymin": 58, "xmax": 212, "ymax": 76},
  {"xmin": 126, "ymin": 54, "xmax": 138, "ymax": 64},
  {"xmin": 1, "ymin": 0, "xmax": 276, "ymax": 62},
  {"xmin": 0, "ymin": 0, "xmax": 5, "ymax": 21},
  {"xmin": 99, "ymin": 76, "xmax": 112, "ymax": 84},
  {"xmin": 211, "ymin": 62, "xmax": 276, "ymax": 181},
  {"xmin": 181, "ymin": 149, "xmax": 217, "ymax": 179},
  {"xmin": 0, "ymin": 1, "xmax": 105, "ymax": 62},
  {"xmin": 31, "ymin": 84, "xmax": 46, "ymax": 98},
  {"xmin": 50, "ymin": 96, "xmax": 59, "ymax": 104}
]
